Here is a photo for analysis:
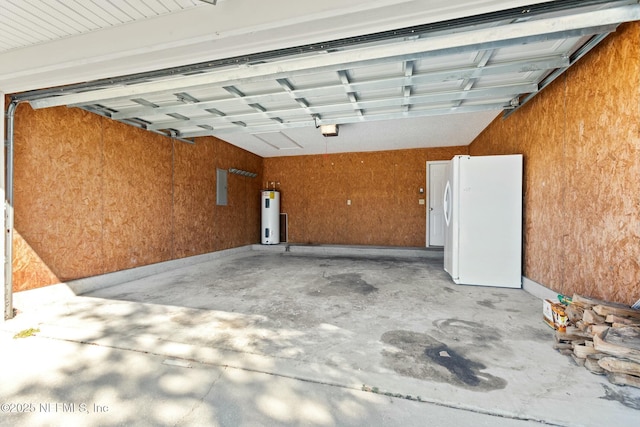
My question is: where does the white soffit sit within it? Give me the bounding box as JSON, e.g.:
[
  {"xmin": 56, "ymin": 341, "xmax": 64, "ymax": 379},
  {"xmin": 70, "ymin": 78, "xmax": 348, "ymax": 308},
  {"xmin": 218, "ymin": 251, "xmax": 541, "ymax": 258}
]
[
  {"xmin": 0, "ymin": 0, "xmax": 205, "ymax": 54},
  {"xmin": 6, "ymin": 1, "xmax": 640, "ymax": 157},
  {"xmin": 0, "ymin": 0, "xmax": 547, "ymax": 92}
]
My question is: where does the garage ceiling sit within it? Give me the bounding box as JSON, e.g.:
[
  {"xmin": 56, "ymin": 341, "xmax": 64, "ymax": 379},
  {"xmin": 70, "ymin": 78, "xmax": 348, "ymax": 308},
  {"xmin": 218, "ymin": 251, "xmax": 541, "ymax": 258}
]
[{"xmin": 4, "ymin": 0, "xmax": 640, "ymax": 157}]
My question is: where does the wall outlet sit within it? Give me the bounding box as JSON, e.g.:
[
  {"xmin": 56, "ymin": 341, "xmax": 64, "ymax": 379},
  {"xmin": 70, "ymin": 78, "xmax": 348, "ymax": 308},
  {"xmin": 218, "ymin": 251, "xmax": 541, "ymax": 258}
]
[{"xmin": 418, "ymin": 199, "xmax": 425, "ymax": 205}]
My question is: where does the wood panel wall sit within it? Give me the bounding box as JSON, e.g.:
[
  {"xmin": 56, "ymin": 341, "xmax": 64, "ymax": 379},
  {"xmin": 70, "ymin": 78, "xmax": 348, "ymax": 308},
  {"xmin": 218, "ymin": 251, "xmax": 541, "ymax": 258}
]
[
  {"xmin": 263, "ymin": 146, "xmax": 467, "ymax": 247},
  {"xmin": 469, "ymin": 22, "xmax": 640, "ymax": 305},
  {"xmin": 13, "ymin": 105, "xmax": 106, "ymax": 286},
  {"xmin": 12, "ymin": 104, "xmax": 262, "ymax": 291},
  {"xmin": 173, "ymin": 136, "xmax": 263, "ymax": 258},
  {"xmin": 102, "ymin": 119, "xmax": 174, "ymax": 272}
]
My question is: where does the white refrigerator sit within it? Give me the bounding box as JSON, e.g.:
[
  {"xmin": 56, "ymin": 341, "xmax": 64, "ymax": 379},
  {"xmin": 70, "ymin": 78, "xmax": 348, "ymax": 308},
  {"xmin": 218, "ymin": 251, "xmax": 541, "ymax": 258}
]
[{"xmin": 443, "ymin": 154, "xmax": 523, "ymax": 288}]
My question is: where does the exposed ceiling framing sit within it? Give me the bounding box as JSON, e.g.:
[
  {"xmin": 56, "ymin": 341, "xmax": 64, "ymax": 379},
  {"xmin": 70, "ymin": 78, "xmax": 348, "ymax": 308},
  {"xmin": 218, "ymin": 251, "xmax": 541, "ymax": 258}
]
[{"xmin": 7, "ymin": 0, "xmax": 640, "ymax": 156}]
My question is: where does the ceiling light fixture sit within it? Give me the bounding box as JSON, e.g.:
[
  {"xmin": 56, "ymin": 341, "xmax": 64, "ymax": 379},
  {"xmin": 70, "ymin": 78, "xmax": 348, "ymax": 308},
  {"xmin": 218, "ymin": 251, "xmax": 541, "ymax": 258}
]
[{"xmin": 320, "ymin": 124, "xmax": 339, "ymax": 137}]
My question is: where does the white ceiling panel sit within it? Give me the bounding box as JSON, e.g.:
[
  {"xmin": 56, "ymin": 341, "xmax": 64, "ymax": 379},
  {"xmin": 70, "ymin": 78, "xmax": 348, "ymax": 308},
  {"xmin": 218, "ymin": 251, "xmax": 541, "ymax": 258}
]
[{"xmin": 254, "ymin": 132, "xmax": 304, "ymax": 151}]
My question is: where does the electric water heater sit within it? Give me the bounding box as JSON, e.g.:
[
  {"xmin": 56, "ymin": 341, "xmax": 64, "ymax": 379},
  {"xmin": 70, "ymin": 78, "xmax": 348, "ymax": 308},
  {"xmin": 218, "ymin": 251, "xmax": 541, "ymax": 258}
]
[{"xmin": 261, "ymin": 190, "xmax": 280, "ymax": 244}]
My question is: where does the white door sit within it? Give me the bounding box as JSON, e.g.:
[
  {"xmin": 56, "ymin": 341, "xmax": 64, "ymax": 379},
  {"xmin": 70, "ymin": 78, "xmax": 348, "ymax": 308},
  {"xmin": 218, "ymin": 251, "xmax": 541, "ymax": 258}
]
[{"xmin": 426, "ymin": 161, "xmax": 448, "ymax": 247}]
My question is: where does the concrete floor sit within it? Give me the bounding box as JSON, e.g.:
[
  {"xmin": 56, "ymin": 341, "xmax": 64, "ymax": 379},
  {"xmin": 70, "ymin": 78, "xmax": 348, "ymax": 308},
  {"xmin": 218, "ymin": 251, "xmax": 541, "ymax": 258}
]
[{"xmin": 1, "ymin": 245, "xmax": 639, "ymax": 426}]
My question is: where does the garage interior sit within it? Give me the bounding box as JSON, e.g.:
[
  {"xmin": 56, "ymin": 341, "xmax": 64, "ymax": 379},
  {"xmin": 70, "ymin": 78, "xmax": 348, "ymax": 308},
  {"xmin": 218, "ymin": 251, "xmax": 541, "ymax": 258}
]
[{"xmin": 1, "ymin": 0, "xmax": 640, "ymax": 425}]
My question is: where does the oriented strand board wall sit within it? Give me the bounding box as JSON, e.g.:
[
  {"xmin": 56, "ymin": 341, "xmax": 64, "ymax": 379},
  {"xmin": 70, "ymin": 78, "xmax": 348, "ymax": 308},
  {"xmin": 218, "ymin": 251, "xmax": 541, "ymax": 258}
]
[
  {"xmin": 263, "ymin": 146, "xmax": 467, "ymax": 246},
  {"xmin": 469, "ymin": 22, "xmax": 640, "ymax": 305},
  {"xmin": 12, "ymin": 104, "xmax": 262, "ymax": 291},
  {"xmin": 210, "ymin": 136, "xmax": 263, "ymax": 250},
  {"xmin": 102, "ymin": 119, "xmax": 174, "ymax": 271},
  {"xmin": 173, "ymin": 137, "xmax": 218, "ymax": 258},
  {"xmin": 14, "ymin": 105, "xmax": 105, "ymax": 283},
  {"xmin": 173, "ymin": 136, "xmax": 262, "ymax": 258}
]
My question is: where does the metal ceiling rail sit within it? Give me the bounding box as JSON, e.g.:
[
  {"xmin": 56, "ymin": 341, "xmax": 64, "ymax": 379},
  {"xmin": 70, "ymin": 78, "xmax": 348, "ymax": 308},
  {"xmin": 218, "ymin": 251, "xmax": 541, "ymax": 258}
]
[
  {"xmin": 142, "ymin": 82, "xmax": 537, "ymax": 133},
  {"xmin": 504, "ymin": 32, "xmax": 613, "ymax": 117},
  {"xmin": 82, "ymin": 104, "xmax": 196, "ymax": 145},
  {"xmin": 181, "ymin": 103, "xmax": 511, "ymax": 137},
  {"xmin": 24, "ymin": 5, "xmax": 639, "ymax": 110},
  {"xmin": 106, "ymin": 55, "xmax": 570, "ymax": 121}
]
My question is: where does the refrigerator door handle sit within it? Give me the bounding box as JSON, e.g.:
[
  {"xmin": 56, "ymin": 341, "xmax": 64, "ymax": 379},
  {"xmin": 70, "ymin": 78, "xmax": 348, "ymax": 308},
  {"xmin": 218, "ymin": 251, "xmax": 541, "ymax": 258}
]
[{"xmin": 443, "ymin": 181, "xmax": 451, "ymax": 226}]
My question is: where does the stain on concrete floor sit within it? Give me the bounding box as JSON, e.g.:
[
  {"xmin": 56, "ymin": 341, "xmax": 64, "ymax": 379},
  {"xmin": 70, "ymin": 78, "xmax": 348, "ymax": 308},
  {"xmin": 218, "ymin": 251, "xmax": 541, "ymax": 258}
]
[
  {"xmin": 477, "ymin": 299, "xmax": 496, "ymax": 309},
  {"xmin": 381, "ymin": 330, "xmax": 507, "ymax": 391},
  {"xmin": 425, "ymin": 345, "xmax": 488, "ymax": 387},
  {"xmin": 432, "ymin": 319, "xmax": 503, "ymax": 349},
  {"xmin": 600, "ymin": 384, "xmax": 640, "ymax": 410},
  {"xmin": 308, "ymin": 273, "xmax": 378, "ymax": 297}
]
